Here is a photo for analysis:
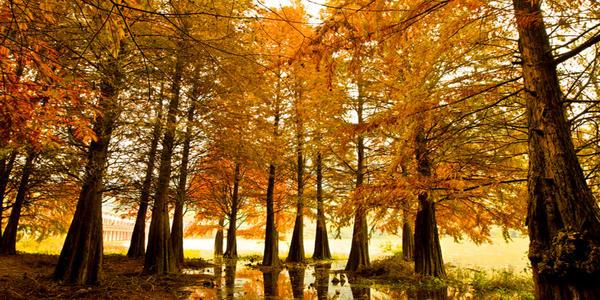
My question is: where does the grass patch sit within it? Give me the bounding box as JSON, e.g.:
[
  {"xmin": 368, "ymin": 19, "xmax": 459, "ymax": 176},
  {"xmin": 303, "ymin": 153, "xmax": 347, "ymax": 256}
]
[{"xmin": 448, "ymin": 267, "xmax": 534, "ymax": 299}]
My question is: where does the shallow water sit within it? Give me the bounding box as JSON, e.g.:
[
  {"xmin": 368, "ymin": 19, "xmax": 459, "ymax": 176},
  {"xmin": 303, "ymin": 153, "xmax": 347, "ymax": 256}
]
[{"xmin": 182, "ymin": 260, "xmax": 455, "ymax": 300}]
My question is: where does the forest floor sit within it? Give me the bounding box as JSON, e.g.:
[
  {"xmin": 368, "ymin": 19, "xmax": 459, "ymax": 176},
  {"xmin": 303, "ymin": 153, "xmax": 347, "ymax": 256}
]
[{"xmin": 0, "ymin": 254, "xmax": 212, "ymax": 299}]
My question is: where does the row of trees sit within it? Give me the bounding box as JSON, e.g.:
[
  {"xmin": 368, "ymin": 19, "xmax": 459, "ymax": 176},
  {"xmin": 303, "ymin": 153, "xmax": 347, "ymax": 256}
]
[{"xmin": 1, "ymin": 0, "xmax": 599, "ymax": 298}]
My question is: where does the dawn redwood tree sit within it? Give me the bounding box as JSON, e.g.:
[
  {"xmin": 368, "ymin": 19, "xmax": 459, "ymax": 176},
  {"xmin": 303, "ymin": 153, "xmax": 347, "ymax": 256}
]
[
  {"xmin": 402, "ymin": 208, "xmax": 414, "ymax": 261},
  {"xmin": 312, "ymin": 152, "xmax": 331, "ymax": 259},
  {"xmin": 171, "ymin": 102, "xmax": 195, "ymax": 266},
  {"xmin": 512, "ymin": 0, "xmax": 600, "ymax": 298},
  {"xmin": 263, "ymin": 112, "xmax": 281, "ymax": 267},
  {"xmin": 346, "ymin": 85, "xmax": 370, "ymax": 272},
  {"xmin": 287, "ymin": 88, "xmax": 306, "ymax": 263},
  {"xmin": 144, "ymin": 49, "xmax": 184, "ymax": 274},
  {"xmin": 0, "ymin": 149, "xmax": 36, "ymax": 254},
  {"xmin": 54, "ymin": 59, "xmax": 123, "ymax": 284},
  {"xmin": 413, "ymin": 123, "xmax": 445, "ymax": 278},
  {"xmin": 128, "ymin": 93, "xmax": 163, "ymax": 258},
  {"xmin": 224, "ymin": 161, "xmax": 241, "ymax": 258}
]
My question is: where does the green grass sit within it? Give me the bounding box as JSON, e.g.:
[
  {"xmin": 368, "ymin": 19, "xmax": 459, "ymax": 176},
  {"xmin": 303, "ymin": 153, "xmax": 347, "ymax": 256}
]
[
  {"xmin": 16, "ymin": 235, "xmax": 65, "ymax": 255},
  {"xmin": 448, "ymin": 266, "xmax": 534, "ymax": 299}
]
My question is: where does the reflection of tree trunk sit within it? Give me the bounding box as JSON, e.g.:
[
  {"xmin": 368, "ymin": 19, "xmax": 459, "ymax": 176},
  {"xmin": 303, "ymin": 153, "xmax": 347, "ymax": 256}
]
[
  {"xmin": 288, "ymin": 266, "xmax": 305, "ymax": 299},
  {"xmin": 262, "ymin": 268, "xmax": 281, "ymax": 298},
  {"xmin": 349, "ymin": 275, "xmax": 370, "ymax": 299},
  {"xmin": 287, "ymin": 113, "xmax": 305, "ymax": 262},
  {"xmin": 128, "ymin": 95, "xmax": 163, "ymax": 259},
  {"xmin": 144, "ymin": 53, "xmax": 184, "ymax": 275},
  {"xmin": 402, "ymin": 209, "xmax": 414, "ymax": 261},
  {"xmin": 171, "ymin": 102, "xmax": 195, "ymax": 266},
  {"xmin": 224, "ymin": 162, "xmax": 240, "ymax": 258},
  {"xmin": 313, "ymin": 152, "xmax": 331, "ymax": 259},
  {"xmin": 346, "ymin": 90, "xmax": 370, "ymax": 271},
  {"xmin": 416, "ymin": 286, "xmax": 448, "ymax": 300},
  {"xmin": 225, "ymin": 260, "xmax": 236, "ymax": 299},
  {"xmin": 314, "ymin": 263, "xmax": 330, "ymax": 300},
  {"xmin": 213, "ymin": 262, "xmax": 223, "ymax": 300},
  {"xmin": 54, "ymin": 61, "xmax": 121, "ymax": 284},
  {"xmin": 512, "ymin": 1, "xmax": 600, "ymax": 298},
  {"xmin": 214, "ymin": 217, "xmax": 224, "ymax": 256},
  {"xmin": 413, "ymin": 125, "xmax": 445, "ymax": 278},
  {"xmin": 263, "ymin": 111, "xmax": 280, "ymax": 267},
  {"xmin": 0, "ymin": 150, "xmax": 17, "ymax": 239},
  {"xmin": 0, "ymin": 150, "xmax": 35, "ymax": 255}
]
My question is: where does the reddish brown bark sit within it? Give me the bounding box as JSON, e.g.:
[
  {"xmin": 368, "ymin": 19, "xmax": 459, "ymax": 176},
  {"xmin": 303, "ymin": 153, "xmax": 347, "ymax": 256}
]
[{"xmin": 513, "ymin": 1, "xmax": 600, "ymax": 298}]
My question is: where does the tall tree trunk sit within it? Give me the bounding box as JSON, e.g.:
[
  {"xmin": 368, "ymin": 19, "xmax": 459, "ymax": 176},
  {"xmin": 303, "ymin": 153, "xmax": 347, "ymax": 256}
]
[
  {"xmin": 346, "ymin": 93, "xmax": 370, "ymax": 271},
  {"xmin": 127, "ymin": 95, "xmax": 163, "ymax": 259},
  {"xmin": 214, "ymin": 216, "xmax": 224, "ymax": 256},
  {"xmin": 402, "ymin": 209, "xmax": 414, "ymax": 261},
  {"xmin": 224, "ymin": 161, "xmax": 240, "ymax": 258},
  {"xmin": 287, "ymin": 111, "xmax": 305, "ymax": 262},
  {"xmin": 0, "ymin": 150, "xmax": 35, "ymax": 255},
  {"xmin": 513, "ymin": 1, "xmax": 600, "ymax": 298},
  {"xmin": 144, "ymin": 54, "xmax": 184, "ymax": 275},
  {"xmin": 413, "ymin": 125, "xmax": 445, "ymax": 278},
  {"xmin": 313, "ymin": 152, "xmax": 331, "ymax": 260},
  {"xmin": 171, "ymin": 102, "xmax": 194, "ymax": 266},
  {"xmin": 54, "ymin": 62, "xmax": 122, "ymax": 284},
  {"xmin": 0, "ymin": 150, "xmax": 17, "ymax": 239},
  {"xmin": 263, "ymin": 111, "xmax": 280, "ymax": 267}
]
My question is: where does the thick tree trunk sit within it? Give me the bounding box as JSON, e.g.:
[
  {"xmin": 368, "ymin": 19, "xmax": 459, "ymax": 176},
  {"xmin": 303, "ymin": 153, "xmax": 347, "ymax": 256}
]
[
  {"xmin": 287, "ymin": 114, "xmax": 305, "ymax": 263},
  {"xmin": 0, "ymin": 150, "xmax": 35, "ymax": 255},
  {"xmin": 413, "ymin": 125, "xmax": 445, "ymax": 278},
  {"xmin": 127, "ymin": 96, "xmax": 163, "ymax": 259},
  {"xmin": 513, "ymin": 1, "xmax": 600, "ymax": 298},
  {"xmin": 224, "ymin": 162, "xmax": 240, "ymax": 258},
  {"xmin": 313, "ymin": 152, "xmax": 331, "ymax": 260},
  {"xmin": 402, "ymin": 209, "xmax": 414, "ymax": 261},
  {"xmin": 54, "ymin": 65, "xmax": 121, "ymax": 284},
  {"xmin": 171, "ymin": 103, "xmax": 194, "ymax": 266},
  {"xmin": 263, "ymin": 112, "xmax": 280, "ymax": 267},
  {"xmin": 346, "ymin": 94, "xmax": 370, "ymax": 271},
  {"xmin": 214, "ymin": 217, "xmax": 224, "ymax": 256},
  {"xmin": 288, "ymin": 266, "xmax": 305, "ymax": 299},
  {"xmin": 0, "ymin": 150, "xmax": 17, "ymax": 239},
  {"xmin": 144, "ymin": 54, "xmax": 184, "ymax": 275}
]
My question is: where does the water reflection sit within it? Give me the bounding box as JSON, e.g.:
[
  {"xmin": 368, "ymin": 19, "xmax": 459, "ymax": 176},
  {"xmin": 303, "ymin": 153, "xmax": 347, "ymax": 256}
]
[
  {"xmin": 262, "ymin": 268, "xmax": 281, "ymax": 299},
  {"xmin": 184, "ymin": 260, "xmax": 455, "ymax": 299},
  {"xmin": 288, "ymin": 266, "xmax": 305, "ymax": 299},
  {"xmin": 313, "ymin": 263, "xmax": 330, "ymax": 300}
]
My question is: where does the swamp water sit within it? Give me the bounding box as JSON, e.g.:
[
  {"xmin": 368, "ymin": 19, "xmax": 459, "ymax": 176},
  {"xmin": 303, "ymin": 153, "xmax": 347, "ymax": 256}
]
[{"xmin": 181, "ymin": 260, "xmax": 456, "ymax": 300}]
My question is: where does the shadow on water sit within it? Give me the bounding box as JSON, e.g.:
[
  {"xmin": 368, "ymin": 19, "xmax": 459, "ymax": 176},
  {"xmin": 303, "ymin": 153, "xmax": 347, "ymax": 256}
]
[{"xmin": 183, "ymin": 259, "xmax": 452, "ymax": 299}]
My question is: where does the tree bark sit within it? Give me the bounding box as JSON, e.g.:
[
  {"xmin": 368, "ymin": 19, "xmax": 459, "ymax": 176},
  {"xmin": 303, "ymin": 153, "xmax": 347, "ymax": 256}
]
[
  {"xmin": 171, "ymin": 102, "xmax": 194, "ymax": 266},
  {"xmin": 513, "ymin": 1, "xmax": 600, "ymax": 298},
  {"xmin": 313, "ymin": 152, "xmax": 331, "ymax": 260},
  {"xmin": 214, "ymin": 216, "xmax": 224, "ymax": 256},
  {"xmin": 224, "ymin": 161, "xmax": 240, "ymax": 258},
  {"xmin": 0, "ymin": 150, "xmax": 35, "ymax": 255},
  {"xmin": 53, "ymin": 62, "xmax": 122, "ymax": 284},
  {"xmin": 287, "ymin": 111, "xmax": 305, "ymax": 263},
  {"xmin": 402, "ymin": 209, "xmax": 414, "ymax": 261},
  {"xmin": 127, "ymin": 95, "xmax": 163, "ymax": 259},
  {"xmin": 144, "ymin": 53, "xmax": 184, "ymax": 275},
  {"xmin": 263, "ymin": 111, "xmax": 280, "ymax": 267},
  {"xmin": 0, "ymin": 150, "xmax": 17, "ymax": 239},
  {"xmin": 346, "ymin": 92, "xmax": 370, "ymax": 271},
  {"xmin": 413, "ymin": 125, "xmax": 445, "ymax": 278}
]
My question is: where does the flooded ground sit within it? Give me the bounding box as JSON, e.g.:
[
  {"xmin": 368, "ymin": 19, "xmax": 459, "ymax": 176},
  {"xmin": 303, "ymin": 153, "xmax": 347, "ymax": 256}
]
[{"xmin": 181, "ymin": 259, "xmax": 463, "ymax": 300}]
